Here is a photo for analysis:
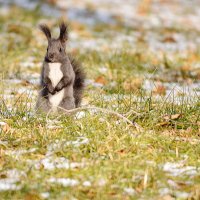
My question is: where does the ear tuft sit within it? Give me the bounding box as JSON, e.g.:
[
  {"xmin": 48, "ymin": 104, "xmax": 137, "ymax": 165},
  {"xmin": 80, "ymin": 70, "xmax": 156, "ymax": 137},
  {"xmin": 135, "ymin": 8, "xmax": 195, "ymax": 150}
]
[
  {"xmin": 59, "ymin": 22, "xmax": 68, "ymax": 44},
  {"xmin": 39, "ymin": 24, "xmax": 51, "ymax": 40}
]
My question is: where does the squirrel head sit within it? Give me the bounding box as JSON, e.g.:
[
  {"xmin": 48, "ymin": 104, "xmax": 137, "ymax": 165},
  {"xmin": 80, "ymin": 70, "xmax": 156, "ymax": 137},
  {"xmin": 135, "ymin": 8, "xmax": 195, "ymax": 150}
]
[{"xmin": 39, "ymin": 22, "xmax": 68, "ymax": 63}]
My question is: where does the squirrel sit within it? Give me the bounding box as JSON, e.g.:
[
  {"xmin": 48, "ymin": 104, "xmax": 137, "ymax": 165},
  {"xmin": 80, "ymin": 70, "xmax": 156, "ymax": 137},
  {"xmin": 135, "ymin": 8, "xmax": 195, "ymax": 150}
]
[{"xmin": 36, "ymin": 22, "xmax": 85, "ymax": 113}]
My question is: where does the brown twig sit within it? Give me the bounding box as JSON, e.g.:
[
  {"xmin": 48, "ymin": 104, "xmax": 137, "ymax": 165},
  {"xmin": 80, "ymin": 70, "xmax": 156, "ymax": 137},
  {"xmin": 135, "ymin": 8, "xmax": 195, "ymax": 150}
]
[{"xmin": 46, "ymin": 105, "xmax": 143, "ymax": 132}]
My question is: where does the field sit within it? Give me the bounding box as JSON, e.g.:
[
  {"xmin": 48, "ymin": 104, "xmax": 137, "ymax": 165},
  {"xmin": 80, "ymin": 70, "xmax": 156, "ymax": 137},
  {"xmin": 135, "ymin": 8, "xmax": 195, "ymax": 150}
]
[{"xmin": 0, "ymin": 1, "xmax": 200, "ymax": 199}]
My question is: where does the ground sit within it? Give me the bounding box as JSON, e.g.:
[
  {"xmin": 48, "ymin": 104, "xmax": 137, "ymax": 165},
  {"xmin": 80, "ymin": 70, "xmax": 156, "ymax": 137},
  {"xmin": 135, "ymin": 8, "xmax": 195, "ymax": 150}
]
[{"xmin": 0, "ymin": 0, "xmax": 200, "ymax": 199}]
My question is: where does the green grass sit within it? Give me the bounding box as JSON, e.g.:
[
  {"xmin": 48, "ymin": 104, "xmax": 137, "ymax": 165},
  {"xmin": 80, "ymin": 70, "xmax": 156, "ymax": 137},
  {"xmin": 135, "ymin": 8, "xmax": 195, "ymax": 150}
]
[{"xmin": 0, "ymin": 5, "xmax": 200, "ymax": 200}]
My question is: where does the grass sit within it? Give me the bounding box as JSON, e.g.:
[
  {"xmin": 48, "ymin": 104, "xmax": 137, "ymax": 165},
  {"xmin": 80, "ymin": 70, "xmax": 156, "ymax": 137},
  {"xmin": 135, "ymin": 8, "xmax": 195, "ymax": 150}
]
[{"xmin": 0, "ymin": 5, "xmax": 200, "ymax": 200}]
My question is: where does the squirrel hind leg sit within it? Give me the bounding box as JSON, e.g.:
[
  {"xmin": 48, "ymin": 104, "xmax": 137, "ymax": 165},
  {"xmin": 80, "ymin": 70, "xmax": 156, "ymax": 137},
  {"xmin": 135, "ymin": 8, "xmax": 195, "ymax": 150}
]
[{"xmin": 35, "ymin": 96, "xmax": 51, "ymax": 114}]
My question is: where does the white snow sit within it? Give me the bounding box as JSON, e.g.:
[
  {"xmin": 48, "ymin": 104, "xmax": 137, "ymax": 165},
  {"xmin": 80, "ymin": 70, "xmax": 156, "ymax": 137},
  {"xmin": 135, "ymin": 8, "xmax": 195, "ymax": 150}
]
[
  {"xmin": 163, "ymin": 162, "xmax": 198, "ymax": 177},
  {"xmin": 40, "ymin": 192, "xmax": 50, "ymax": 199},
  {"xmin": 20, "ymin": 61, "xmax": 35, "ymax": 68},
  {"xmin": 36, "ymin": 156, "xmax": 85, "ymax": 170},
  {"xmin": 66, "ymin": 137, "xmax": 89, "ymax": 147},
  {"xmin": 143, "ymin": 80, "xmax": 200, "ymax": 102},
  {"xmin": 0, "ymin": 122, "xmax": 7, "ymax": 126},
  {"xmin": 5, "ymin": 148, "xmax": 37, "ymax": 157},
  {"xmin": 167, "ymin": 180, "xmax": 178, "ymax": 188},
  {"xmin": 98, "ymin": 178, "xmax": 107, "ymax": 186},
  {"xmin": 124, "ymin": 187, "xmax": 135, "ymax": 196},
  {"xmin": 47, "ymin": 137, "xmax": 89, "ymax": 152},
  {"xmin": 175, "ymin": 191, "xmax": 190, "ymax": 199},
  {"xmin": 98, "ymin": 66, "xmax": 108, "ymax": 73},
  {"xmin": 85, "ymin": 79, "xmax": 104, "ymax": 88},
  {"xmin": 0, "ymin": 181, "xmax": 21, "ymax": 191},
  {"xmin": 0, "ymin": 169, "xmax": 25, "ymax": 191},
  {"xmin": 83, "ymin": 181, "xmax": 91, "ymax": 187},
  {"xmin": 159, "ymin": 188, "xmax": 171, "ymax": 196},
  {"xmin": 75, "ymin": 111, "xmax": 86, "ymax": 119},
  {"xmin": 48, "ymin": 178, "xmax": 79, "ymax": 187}
]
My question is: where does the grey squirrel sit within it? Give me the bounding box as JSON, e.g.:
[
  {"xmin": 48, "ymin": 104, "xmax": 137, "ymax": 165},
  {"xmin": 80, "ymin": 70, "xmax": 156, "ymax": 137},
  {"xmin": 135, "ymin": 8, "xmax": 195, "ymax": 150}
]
[{"xmin": 36, "ymin": 22, "xmax": 85, "ymax": 113}]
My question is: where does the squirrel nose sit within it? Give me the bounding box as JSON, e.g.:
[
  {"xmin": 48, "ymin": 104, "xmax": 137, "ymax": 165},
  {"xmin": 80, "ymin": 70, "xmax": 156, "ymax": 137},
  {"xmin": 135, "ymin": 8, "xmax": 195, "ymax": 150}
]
[{"xmin": 49, "ymin": 53, "xmax": 54, "ymax": 59}]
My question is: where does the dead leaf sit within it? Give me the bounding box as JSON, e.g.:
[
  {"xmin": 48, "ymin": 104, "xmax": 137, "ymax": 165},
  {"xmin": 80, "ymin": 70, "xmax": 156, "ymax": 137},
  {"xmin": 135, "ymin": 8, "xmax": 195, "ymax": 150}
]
[
  {"xmin": 79, "ymin": 30, "xmax": 92, "ymax": 38},
  {"xmin": 0, "ymin": 122, "xmax": 10, "ymax": 133},
  {"xmin": 21, "ymin": 80, "xmax": 31, "ymax": 86},
  {"xmin": 162, "ymin": 36, "xmax": 176, "ymax": 43},
  {"xmin": 116, "ymin": 149, "xmax": 127, "ymax": 157},
  {"xmin": 156, "ymin": 121, "xmax": 170, "ymax": 127},
  {"xmin": 0, "ymin": 173, "xmax": 7, "ymax": 179},
  {"xmin": 172, "ymin": 114, "xmax": 180, "ymax": 121},
  {"xmin": 95, "ymin": 76, "xmax": 107, "ymax": 85},
  {"xmin": 72, "ymin": 22, "xmax": 86, "ymax": 31},
  {"xmin": 123, "ymin": 78, "xmax": 142, "ymax": 91},
  {"xmin": 153, "ymin": 85, "xmax": 166, "ymax": 95},
  {"xmin": 25, "ymin": 192, "xmax": 40, "ymax": 200},
  {"xmin": 163, "ymin": 114, "xmax": 181, "ymax": 121},
  {"xmin": 156, "ymin": 114, "xmax": 182, "ymax": 127},
  {"xmin": 137, "ymin": 0, "xmax": 152, "ymax": 15},
  {"xmin": 180, "ymin": 65, "xmax": 191, "ymax": 72},
  {"xmin": 187, "ymin": 54, "xmax": 198, "ymax": 63},
  {"xmin": 158, "ymin": 194, "xmax": 174, "ymax": 200},
  {"xmin": 108, "ymin": 191, "xmax": 118, "ymax": 196},
  {"xmin": 118, "ymin": 149, "xmax": 126, "ymax": 154},
  {"xmin": 189, "ymin": 184, "xmax": 200, "ymax": 199},
  {"xmin": 176, "ymin": 181, "xmax": 190, "ymax": 188}
]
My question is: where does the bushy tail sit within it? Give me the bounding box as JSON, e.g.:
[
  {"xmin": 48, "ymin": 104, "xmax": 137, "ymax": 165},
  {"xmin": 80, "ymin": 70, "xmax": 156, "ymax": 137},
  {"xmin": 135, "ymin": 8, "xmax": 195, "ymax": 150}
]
[{"xmin": 69, "ymin": 55, "xmax": 85, "ymax": 107}]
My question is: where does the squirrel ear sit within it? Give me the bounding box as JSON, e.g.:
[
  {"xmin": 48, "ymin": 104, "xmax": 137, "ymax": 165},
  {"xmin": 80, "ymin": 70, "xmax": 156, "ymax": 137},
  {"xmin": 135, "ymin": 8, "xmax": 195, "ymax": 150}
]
[
  {"xmin": 59, "ymin": 22, "xmax": 68, "ymax": 44},
  {"xmin": 39, "ymin": 24, "xmax": 51, "ymax": 41}
]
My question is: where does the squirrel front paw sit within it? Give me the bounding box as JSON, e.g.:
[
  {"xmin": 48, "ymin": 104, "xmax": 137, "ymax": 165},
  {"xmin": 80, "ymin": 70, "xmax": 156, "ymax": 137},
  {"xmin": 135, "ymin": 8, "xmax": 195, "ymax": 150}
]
[
  {"xmin": 50, "ymin": 90, "xmax": 56, "ymax": 95},
  {"xmin": 54, "ymin": 85, "xmax": 62, "ymax": 93},
  {"xmin": 47, "ymin": 85, "xmax": 55, "ymax": 95}
]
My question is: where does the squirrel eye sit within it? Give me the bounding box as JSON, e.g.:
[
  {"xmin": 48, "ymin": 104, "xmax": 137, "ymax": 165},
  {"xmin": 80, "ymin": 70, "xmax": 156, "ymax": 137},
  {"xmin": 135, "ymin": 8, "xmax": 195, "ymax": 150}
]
[
  {"xmin": 59, "ymin": 47, "xmax": 62, "ymax": 52},
  {"xmin": 47, "ymin": 47, "xmax": 48, "ymax": 51}
]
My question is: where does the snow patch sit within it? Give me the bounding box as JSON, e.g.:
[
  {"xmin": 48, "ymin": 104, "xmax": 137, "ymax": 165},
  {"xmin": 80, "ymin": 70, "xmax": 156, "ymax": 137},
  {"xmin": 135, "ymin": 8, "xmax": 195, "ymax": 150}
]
[
  {"xmin": 47, "ymin": 137, "xmax": 89, "ymax": 153},
  {"xmin": 124, "ymin": 187, "xmax": 135, "ymax": 196},
  {"xmin": 98, "ymin": 178, "xmax": 107, "ymax": 186},
  {"xmin": 40, "ymin": 192, "xmax": 50, "ymax": 199},
  {"xmin": 163, "ymin": 162, "xmax": 198, "ymax": 177},
  {"xmin": 0, "ymin": 122, "xmax": 7, "ymax": 126},
  {"xmin": 5, "ymin": 148, "xmax": 37, "ymax": 157},
  {"xmin": 175, "ymin": 191, "xmax": 190, "ymax": 199},
  {"xmin": 36, "ymin": 156, "xmax": 85, "ymax": 170},
  {"xmin": 83, "ymin": 181, "xmax": 91, "ymax": 187},
  {"xmin": 0, "ymin": 169, "xmax": 25, "ymax": 191},
  {"xmin": 75, "ymin": 111, "xmax": 86, "ymax": 119},
  {"xmin": 159, "ymin": 188, "xmax": 171, "ymax": 196},
  {"xmin": 48, "ymin": 178, "xmax": 79, "ymax": 187}
]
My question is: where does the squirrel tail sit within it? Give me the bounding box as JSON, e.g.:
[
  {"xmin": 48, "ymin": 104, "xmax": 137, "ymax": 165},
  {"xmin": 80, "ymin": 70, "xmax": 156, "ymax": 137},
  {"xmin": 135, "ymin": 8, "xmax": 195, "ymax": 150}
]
[{"xmin": 69, "ymin": 55, "xmax": 85, "ymax": 107}]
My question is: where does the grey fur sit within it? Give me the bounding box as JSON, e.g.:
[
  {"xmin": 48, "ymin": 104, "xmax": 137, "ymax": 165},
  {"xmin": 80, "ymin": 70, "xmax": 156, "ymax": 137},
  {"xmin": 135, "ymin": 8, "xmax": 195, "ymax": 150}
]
[{"xmin": 36, "ymin": 22, "xmax": 85, "ymax": 114}]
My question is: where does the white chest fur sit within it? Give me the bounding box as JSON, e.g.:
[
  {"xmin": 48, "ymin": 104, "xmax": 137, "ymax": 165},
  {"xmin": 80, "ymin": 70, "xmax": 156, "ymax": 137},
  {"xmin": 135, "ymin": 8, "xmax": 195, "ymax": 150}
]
[
  {"xmin": 49, "ymin": 89, "xmax": 65, "ymax": 109},
  {"xmin": 48, "ymin": 63, "xmax": 64, "ymax": 108},
  {"xmin": 48, "ymin": 63, "xmax": 63, "ymax": 87}
]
